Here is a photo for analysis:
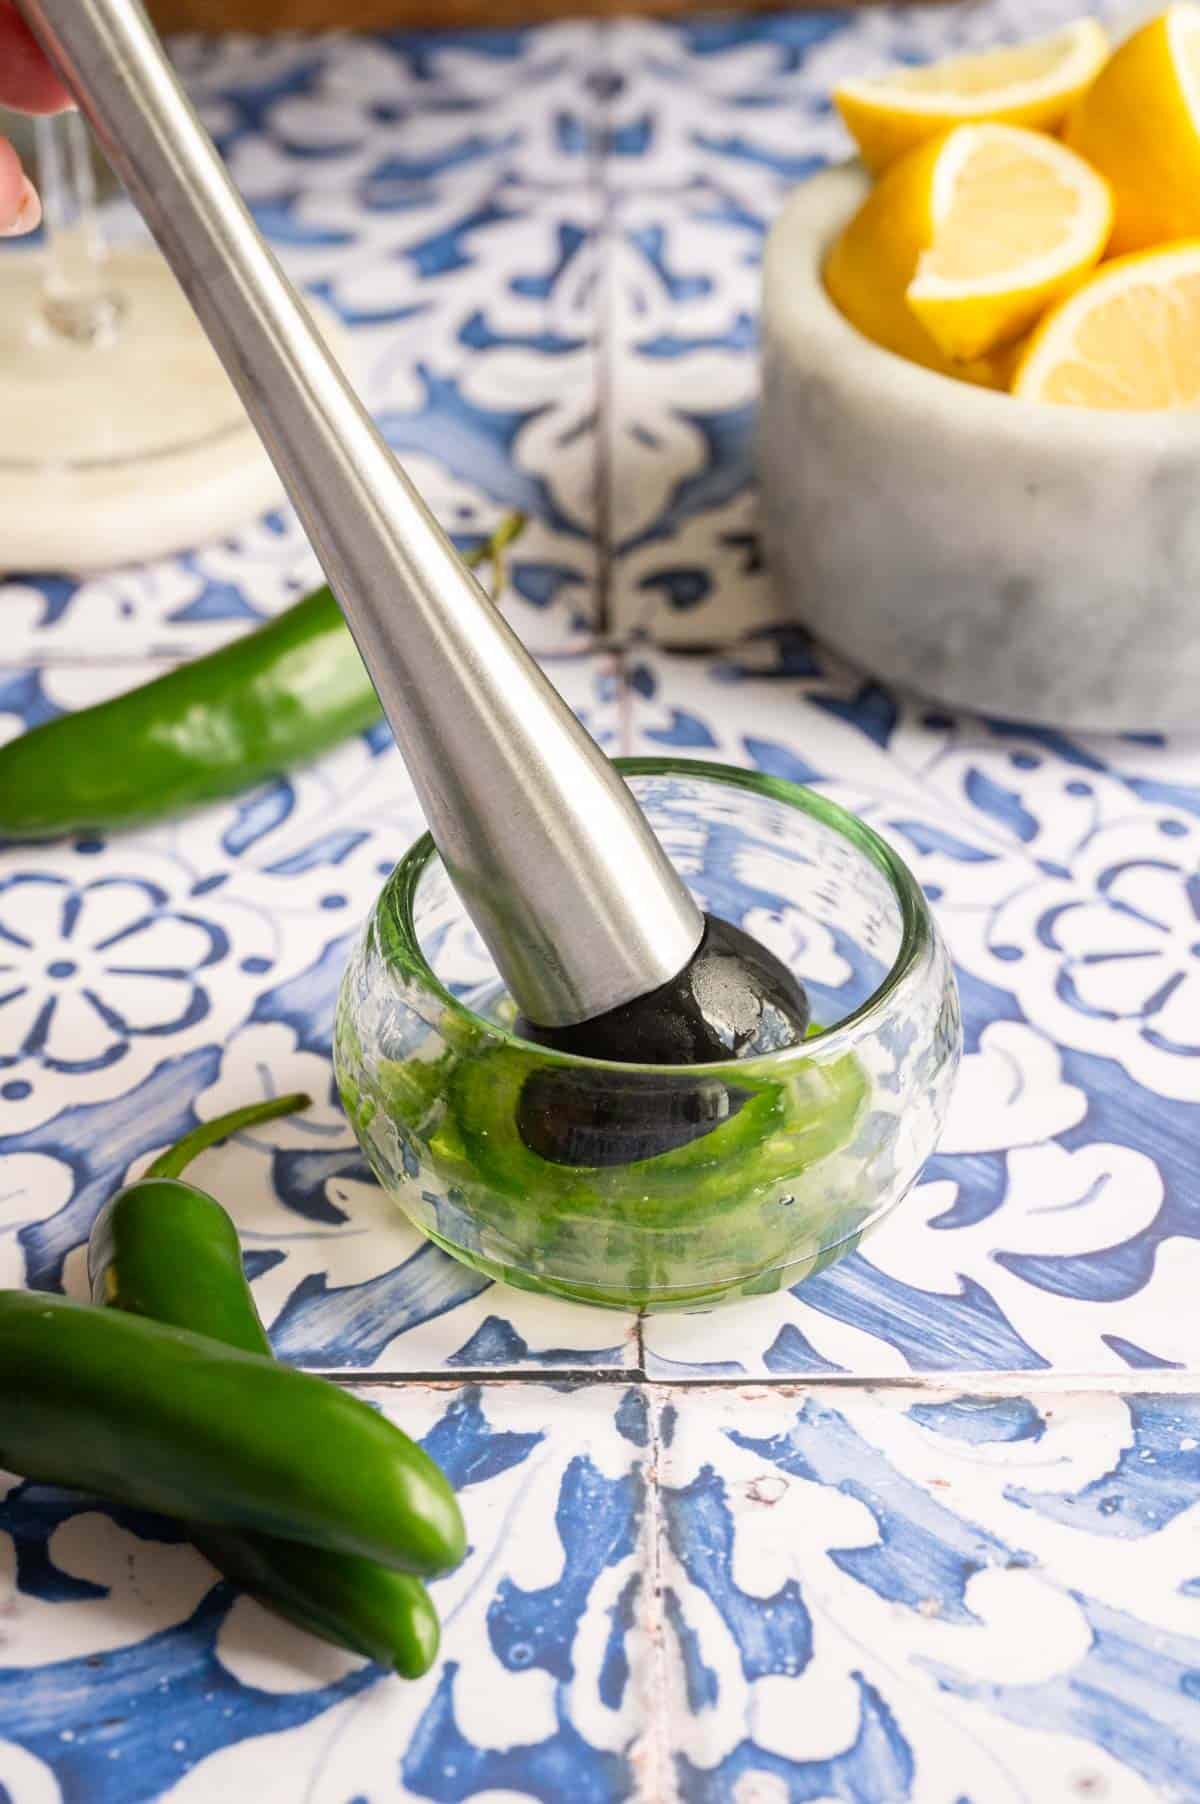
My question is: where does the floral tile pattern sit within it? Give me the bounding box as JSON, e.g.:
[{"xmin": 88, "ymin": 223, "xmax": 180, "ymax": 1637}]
[
  {"xmin": 3, "ymin": 11, "xmax": 1200, "ymax": 1800},
  {"xmin": 655, "ymin": 1380, "xmax": 1200, "ymax": 1803},
  {"xmin": 3, "ymin": 1379, "xmax": 1195, "ymax": 1803},
  {"xmin": 630, "ymin": 648, "xmax": 1200, "ymax": 1379},
  {"xmin": 0, "ymin": 650, "xmax": 635, "ymax": 1372}
]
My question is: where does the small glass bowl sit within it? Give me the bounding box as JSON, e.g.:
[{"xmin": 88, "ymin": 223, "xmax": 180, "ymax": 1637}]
[{"xmin": 334, "ymin": 759, "xmax": 961, "ymax": 1312}]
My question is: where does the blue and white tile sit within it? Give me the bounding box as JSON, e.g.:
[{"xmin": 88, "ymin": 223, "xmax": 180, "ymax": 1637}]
[
  {"xmin": 0, "ymin": 1379, "xmax": 648, "ymax": 1803},
  {"xmin": 178, "ymin": 23, "xmax": 601, "ymax": 252},
  {"xmin": 5, "ymin": 1375, "xmax": 1197, "ymax": 1803},
  {"xmin": 607, "ymin": 180, "xmax": 773, "ymax": 647},
  {"xmin": 603, "ymin": 0, "xmax": 1134, "ymax": 208},
  {"xmin": 564, "ymin": 18, "xmax": 855, "ymax": 649},
  {"xmin": 600, "ymin": 11, "xmax": 852, "ymax": 206},
  {"xmin": 3, "ymin": 32, "xmax": 601, "ymax": 660},
  {"xmin": 656, "ymin": 1380, "xmax": 1200, "ymax": 1803},
  {"xmin": 0, "ymin": 651, "xmax": 637, "ymax": 1372},
  {"xmin": 627, "ymin": 648, "xmax": 1200, "ymax": 1377},
  {"xmin": 176, "ymin": 19, "xmax": 600, "ymax": 180}
]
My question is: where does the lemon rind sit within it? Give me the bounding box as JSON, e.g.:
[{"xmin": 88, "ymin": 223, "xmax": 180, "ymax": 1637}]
[{"xmin": 834, "ymin": 20, "xmax": 1108, "ymax": 121}]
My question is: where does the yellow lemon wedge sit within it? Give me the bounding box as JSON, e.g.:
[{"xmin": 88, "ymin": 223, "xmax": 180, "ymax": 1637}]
[
  {"xmin": 834, "ymin": 19, "xmax": 1109, "ymax": 173},
  {"xmin": 1011, "ymin": 241, "xmax": 1200, "ymax": 407},
  {"xmin": 825, "ymin": 124, "xmax": 1113, "ymax": 369},
  {"xmin": 1066, "ymin": 5, "xmax": 1200, "ymax": 253}
]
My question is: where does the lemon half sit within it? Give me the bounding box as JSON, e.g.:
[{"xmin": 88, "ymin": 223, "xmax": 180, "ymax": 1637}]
[
  {"xmin": 1012, "ymin": 240, "xmax": 1200, "ymax": 407},
  {"xmin": 835, "ymin": 19, "xmax": 1109, "ymax": 173},
  {"xmin": 826, "ymin": 123, "xmax": 1113, "ymax": 370},
  {"xmin": 1067, "ymin": 4, "xmax": 1200, "ymax": 253}
]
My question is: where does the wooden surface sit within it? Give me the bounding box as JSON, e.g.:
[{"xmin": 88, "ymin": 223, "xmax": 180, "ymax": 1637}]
[{"xmin": 152, "ymin": 0, "xmax": 889, "ymax": 33}]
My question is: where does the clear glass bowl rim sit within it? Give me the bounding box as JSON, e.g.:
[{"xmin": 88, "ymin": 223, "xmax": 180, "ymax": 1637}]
[{"xmin": 379, "ymin": 755, "xmax": 936, "ymax": 1075}]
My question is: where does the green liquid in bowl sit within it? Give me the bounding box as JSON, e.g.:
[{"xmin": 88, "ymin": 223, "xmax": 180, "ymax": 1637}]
[{"xmin": 337, "ymin": 990, "xmax": 878, "ymax": 1309}]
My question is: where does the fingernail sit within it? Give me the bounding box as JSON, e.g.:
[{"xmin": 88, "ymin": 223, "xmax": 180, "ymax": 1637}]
[{"xmin": 1, "ymin": 180, "xmax": 42, "ymax": 238}]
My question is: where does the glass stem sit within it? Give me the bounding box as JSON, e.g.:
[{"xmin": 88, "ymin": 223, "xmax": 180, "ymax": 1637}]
[{"xmin": 35, "ymin": 111, "xmax": 123, "ymax": 346}]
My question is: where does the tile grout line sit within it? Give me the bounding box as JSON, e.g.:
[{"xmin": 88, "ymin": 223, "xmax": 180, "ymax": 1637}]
[
  {"xmin": 591, "ymin": 15, "xmax": 617, "ymax": 644},
  {"xmin": 616, "ymin": 639, "xmax": 637, "ymax": 760},
  {"xmin": 633, "ymin": 1381, "xmax": 677, "ymax": 1804},
  {"xmin": 329, "ymin": 1368, "xmax": 1200, "ymax": 1394},
  {"xmin": 0, "ymin": 637, "xmax": 614, "ymax": 676}
]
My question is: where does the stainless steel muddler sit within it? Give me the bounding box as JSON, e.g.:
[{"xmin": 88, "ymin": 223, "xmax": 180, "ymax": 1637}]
[{"xmin": 19, "ymin": 0, "xmax": 703, "ymax": 1029}]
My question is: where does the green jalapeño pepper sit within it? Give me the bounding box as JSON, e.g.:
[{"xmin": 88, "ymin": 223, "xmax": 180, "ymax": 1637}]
[
  {"xmin": 89, "ymin": 1093, "xmax": 308, "ymax": 1354},
  {"xmin": 0, "ymin": 514, "xmax": 524, "ymax": 840},
  {"xmin": 195, "ymin": 1527, "xmax": 440, "ymax": 1676},
  {"xmin": 88, "ymin": 1095, "xmax": 442, "ymax": 1675},
  {"xmin": 0, "ymin": 1292, "xmax": 464, "ymax": 1576}
]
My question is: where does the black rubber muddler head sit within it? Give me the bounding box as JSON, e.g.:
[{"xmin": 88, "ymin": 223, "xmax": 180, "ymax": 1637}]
[{"xmin": 516, "ymin": 914, "xmax": 810, "ymax": 1166}]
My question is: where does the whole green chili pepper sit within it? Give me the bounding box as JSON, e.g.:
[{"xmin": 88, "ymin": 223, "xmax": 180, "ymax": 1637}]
[
  {"xmin": 193, "ymin": 1527, "xmax": 440, "ymax": 1675},
  {"xmin": 88, "ymin": 1096, "xmax": 441, "ymax": 1676},
  {"xmin": 0, "ymin": 514, "xmax": 524, "ymax": 840},
  {"xmin": 89, "ymin": 1093, "xmax": 309, "ymax": 1354},
  {"xmin": 0, "ymin": 1292, "xmax": 465, "ymax": 1575}
]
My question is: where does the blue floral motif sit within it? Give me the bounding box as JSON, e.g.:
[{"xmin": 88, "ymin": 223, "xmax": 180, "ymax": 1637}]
[
  {"xmin": 0, "ymin": 873, "xmax": 225, "ymax": 1076},
  {"xmin": 988, "ymin": 829, "xmax": 1200, "ymax": 1085}
]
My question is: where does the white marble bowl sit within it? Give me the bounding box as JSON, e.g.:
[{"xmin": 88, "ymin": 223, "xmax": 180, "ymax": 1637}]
[{"xmin": 760, "ymin": 163, "xmax": 1200, "ymax": 730}]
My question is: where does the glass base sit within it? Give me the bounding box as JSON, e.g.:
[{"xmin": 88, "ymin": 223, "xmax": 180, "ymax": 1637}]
[
  {"xmin": 416, "ymin": 1216, "xmax": 872, "ymax": 1313},
  {"xmin": 0, "ymin": 247, "xmax": 354, "ymax": 572}
]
